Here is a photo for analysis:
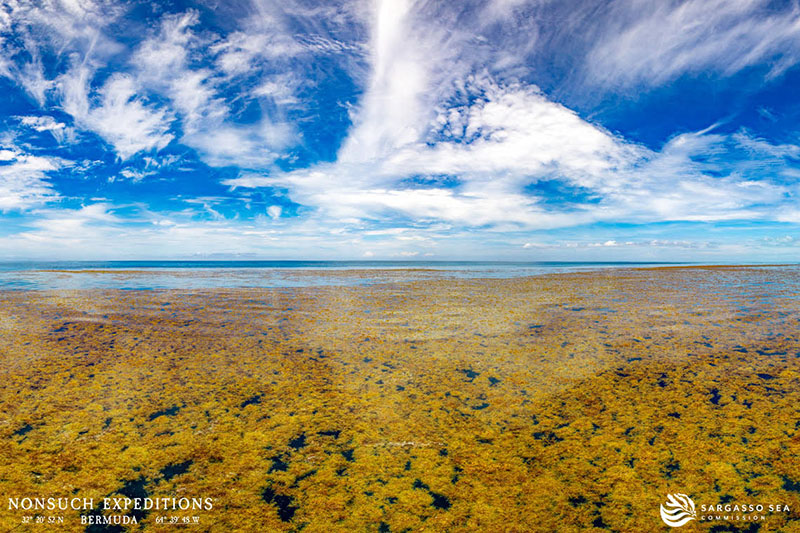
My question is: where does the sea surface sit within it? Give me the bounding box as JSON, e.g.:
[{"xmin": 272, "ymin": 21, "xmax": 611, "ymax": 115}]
[{"xmin": 0, "ymin": 260, "xmax": 687, "ymax": 290}]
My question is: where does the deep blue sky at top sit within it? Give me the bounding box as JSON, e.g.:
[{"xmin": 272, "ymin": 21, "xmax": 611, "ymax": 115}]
[{"xmin": 1, "ymin": 0, "xmax": 799, "ymax": 260}]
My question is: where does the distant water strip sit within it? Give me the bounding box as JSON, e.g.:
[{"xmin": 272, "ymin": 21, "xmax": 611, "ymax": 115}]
[{"xmin": 0, "ymin": 261, "xmax": 689, "ymax": 290}]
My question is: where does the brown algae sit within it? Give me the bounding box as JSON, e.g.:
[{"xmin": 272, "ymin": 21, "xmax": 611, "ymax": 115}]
[{"xmin": 1, "ymin": 267, "xmax": 800, "ymax": 531}]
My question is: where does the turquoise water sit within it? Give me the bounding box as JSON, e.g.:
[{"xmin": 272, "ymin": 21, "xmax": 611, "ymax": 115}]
[{"xmin": 0, "ymin": 261, "xmax": 684, "ymax": 290}]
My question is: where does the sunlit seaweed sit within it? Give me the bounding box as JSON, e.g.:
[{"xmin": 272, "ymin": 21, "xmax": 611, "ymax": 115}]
[{"xmin": 1, "ymin": 267, "xmax": 799, "ymax": 531}]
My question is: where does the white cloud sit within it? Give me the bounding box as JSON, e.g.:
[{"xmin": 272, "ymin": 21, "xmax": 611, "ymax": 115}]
[
  {"xmin": 70, "ymin": 73, "xmax": 174, "ymax": 159},
  {"xmin": 334, "ymin": 0, "xmax": 514, "ymax": 164},
  {"xmin": 26, "ymin": 203, "xmax": 119, "ymax": 238},
  {"xmin": 0, "ymin": 148, "xmax": 60, "ymax": 211},
  {"xmin": 0, "ymin": 0, "xmax": 124, "ymax": 105},
  {"xmin": 129, "ymin": 10, "xmax": 298, "ymax": 167},
  {"xmin": 604, "ymin": 131, "xmax": 791, "ymax": 222},
  {"xmin": 11, "ymin": 0, "xmax": 123, "ymax": 46},
  {"xmin": 16, "ymin": 58, "xmax": 53, "ymax": 106},
  {"xmin": 337, "ymin": 0, "xmax": 430, "ymax": 162},
  {"xmin": 734, "ymin": 130, "xmax": 800, "ymax": 159},
  {"xmin": 1, "ymin": 1, "xmax": 355, "ymax": 172},
  {"xmin": 587, "ymin": 0, "xmax": 800, "ymax": 87},
  {"xmin": 132, "ymin": 11, "xmax": 226, "ymax": 131},
  {"xmin": 218, "ymin": 4, "xmax": 651, "ymax": 230},
  {"xmin": 211, "ymin": 31, "xmax": 303, "ymax": 75},
  {"xmin": 252, "ymin": 75, "xmax": 302, "ymax": 105},
  {"xmin": 118, "ymin": 169, "xmax": 155, "ymax": 182},
  {"xmin": 17, "ymin": 115, "xmax": 74, "ymax": 144},
  {"xmin": 198, "ymin": 1, "xmax": 800, "ymax": 236},
  {"xmin": 386, "ymin": 77, "xmax": 640, "ymax": 186},
  {"xmin": 0, "ymin": 203, "xmax": 360, "ymax": 259},
  {"xmin": 227, "ymin": 66, "xmax": 642, "ymax": 228},
  {"xmin": 776, "ymin": 211, "xmax": 800, "ymax": 223},
  {"xmin": 54, "ymin": 58, "xmax": 175, "ymax": 159},
  {"xmin": 183, "ymin": 123, "xmax": 289, "ymax": 168},
  {"xmin": 2, "ymin": 0, "xmax": 800, "ymax": 261},
  {"xmin": 18, "ymin": 115, "xmax": 64, "ymax": 132},
  {"xmin": 228, "ymin": 71, "xmax": 798, "ymax": 230}
]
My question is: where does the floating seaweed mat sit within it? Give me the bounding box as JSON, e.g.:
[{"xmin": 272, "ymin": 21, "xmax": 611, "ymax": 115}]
[{"xmin": 0, "ymin": 267, "xmax": 799, "ymax": 531}]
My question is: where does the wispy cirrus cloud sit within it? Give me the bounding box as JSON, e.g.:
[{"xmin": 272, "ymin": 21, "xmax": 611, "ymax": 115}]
[
  {"xmin": 131, "ymin": 11, "xmax": 224, "ymax": 132},
  {"xmin": 0, "ymin": 0, "xmax": 123, "ymax": 103},
  {"xmin": 61, "ymin": 72, "xmax": 175, "ymax": 159},
  {"xmin": 586, "ymin": 0, "xmax": 800, "ymax": 87}
]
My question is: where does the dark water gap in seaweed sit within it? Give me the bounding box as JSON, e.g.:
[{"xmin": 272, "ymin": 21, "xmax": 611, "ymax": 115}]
[{"xmin": 261, "ymin": 486, "xmax": 298, "ymax": 522}]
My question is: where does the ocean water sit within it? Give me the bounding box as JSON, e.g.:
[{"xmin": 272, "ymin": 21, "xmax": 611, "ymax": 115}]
[{"xmin": 0, "ymin": 260, "xmax": 685, "ymax": 290}]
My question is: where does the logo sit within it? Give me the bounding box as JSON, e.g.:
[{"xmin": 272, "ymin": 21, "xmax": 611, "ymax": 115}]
[{"xmin": 660, "ymin": 493, "xmax": 697, "ymax": 527}]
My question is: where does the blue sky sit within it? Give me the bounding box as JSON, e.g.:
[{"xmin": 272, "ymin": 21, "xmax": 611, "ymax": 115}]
[{"xmin": 1, "ymin": 0, "xmax": 800, "ymax": 261}]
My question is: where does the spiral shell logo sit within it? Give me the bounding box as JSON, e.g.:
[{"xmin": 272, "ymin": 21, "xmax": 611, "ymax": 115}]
[{"xmin": 660, "ymin": 493, "xmax": 697, "ymax": 527}]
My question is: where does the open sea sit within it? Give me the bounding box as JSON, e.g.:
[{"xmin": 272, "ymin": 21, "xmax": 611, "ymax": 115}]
[{"xmin": 0, "ymin": 260, "xmax": 687, "ymax": 290}]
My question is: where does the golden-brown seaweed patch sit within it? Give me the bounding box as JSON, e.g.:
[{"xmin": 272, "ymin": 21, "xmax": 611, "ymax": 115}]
[{"xmin": 0, "ymin": 267, "xmax": 799, "ymax": 531}]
